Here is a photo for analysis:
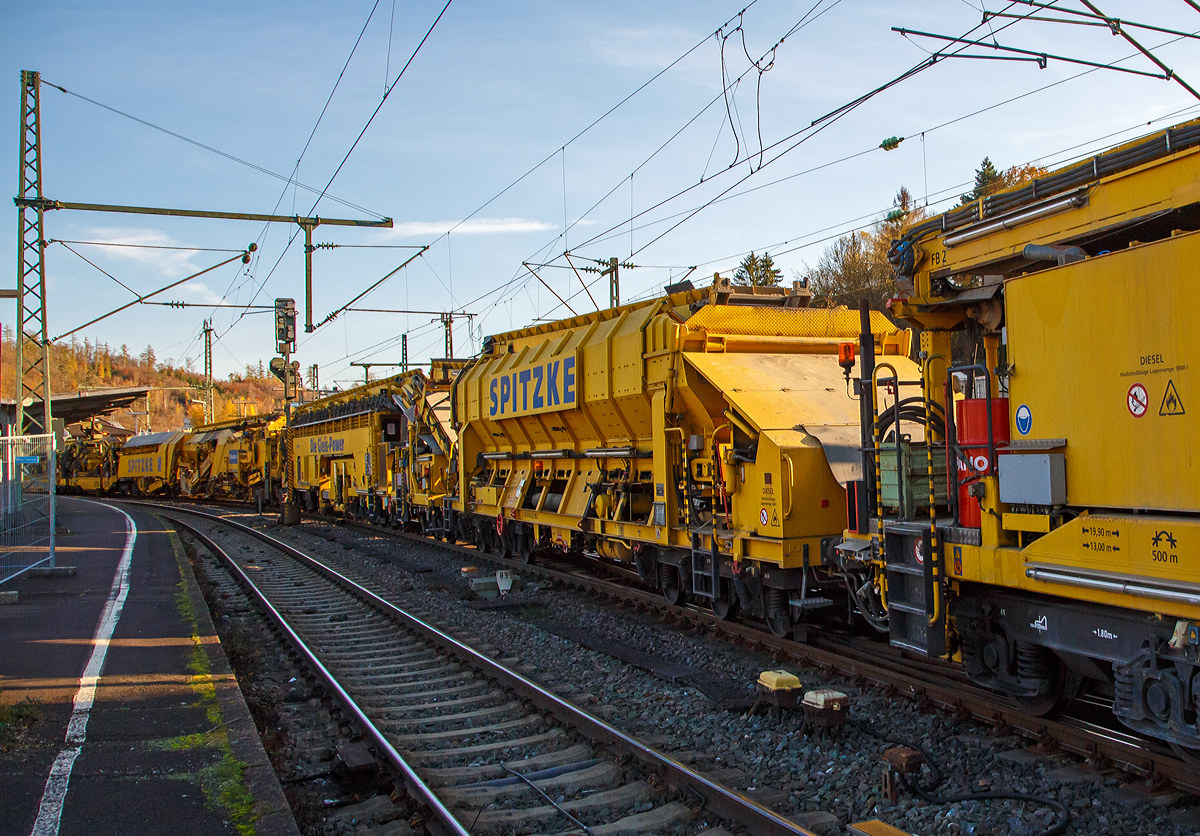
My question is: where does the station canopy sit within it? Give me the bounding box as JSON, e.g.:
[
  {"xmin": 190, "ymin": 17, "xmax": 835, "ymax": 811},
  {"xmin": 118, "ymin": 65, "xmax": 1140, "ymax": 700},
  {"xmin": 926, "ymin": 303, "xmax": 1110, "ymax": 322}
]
[{"xmin": 0, "ymin": 386, "xmax": 151, "ymax": 428}]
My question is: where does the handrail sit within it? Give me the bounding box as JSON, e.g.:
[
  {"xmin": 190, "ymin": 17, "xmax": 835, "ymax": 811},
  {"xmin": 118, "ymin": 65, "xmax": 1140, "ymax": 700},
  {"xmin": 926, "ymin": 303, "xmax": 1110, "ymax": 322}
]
[
  {"xmin": 922, "ymin": 354, "xmax": 948, "ymax": 628},
  {"xmin": 782, "ymin": 453, "xmax": 794, "ymax": 520}
]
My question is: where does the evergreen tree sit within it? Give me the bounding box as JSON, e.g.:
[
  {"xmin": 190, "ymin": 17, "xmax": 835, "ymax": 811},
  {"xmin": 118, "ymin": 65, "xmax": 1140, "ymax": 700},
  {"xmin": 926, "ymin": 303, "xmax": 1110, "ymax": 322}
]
[
  {"xmin": 732, "ymin": 251, "xmax": 783, "ymax": 287},
  {"xmin": 960, "ymin": 157, "xmax": 1002, "ymax": 204}
]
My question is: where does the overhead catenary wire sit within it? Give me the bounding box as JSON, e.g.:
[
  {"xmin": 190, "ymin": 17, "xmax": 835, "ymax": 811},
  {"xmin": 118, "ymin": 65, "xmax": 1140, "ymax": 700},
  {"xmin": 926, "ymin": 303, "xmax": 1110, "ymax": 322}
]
[
  {"xmin": 52, "ymin": 252, "xmax": 250, "ymax": 342},
  {"xmin": 213, "ymin": 0, "xmax": 392, "ymax": 335},
  {"xmin": 47, "ymin": 239, "xmax": 244, "ymax": 253},
  {"xmin": 334, "ymin": 13, "xmax": 1200, "ymax": 375},
  {"xmin": 535, "ymin": 4, "xmax": 1193, "ymax": 312},
  {"xmin": 318, "ymin": 247, "xmax": 431, "ymax": 327},
  {"xmin": 544, "ymin": 3, "xmax": 1031, "ymax": 271},
  {"xmin": 54, "ymin": 241, "xmax": 143, "ymax": 297},
  {"xmin": 258, "ymin": 4, "xmax": 1185, "ymax": 379},
  {"xmin": 42, "ymin": 80, "xmax": 385, "ymax": 220},
  {"xmin": 241, "ymin": 0, "xmax": 452, "ymax": 329},
  {"xmin": 473, "ymin": 0, "xmax": 875, "ymax": 329},
  {"xmin": 305, "ymin": 0, "xmax": 454, "ymax": 218},
  {"xmin": 1002, "ymin": 1, "xmax": 1200, "ymax": 42},
  {"xmin": 399, "ymin": 2, "xmax": 847, "ymax": 337},
  {"xmin": 561, "ymin": 60, "xmax": 1200, "ymax": 315},
  {"xmin": 420, "ymin": 0, "xmax": 766, "ymax": 258}
]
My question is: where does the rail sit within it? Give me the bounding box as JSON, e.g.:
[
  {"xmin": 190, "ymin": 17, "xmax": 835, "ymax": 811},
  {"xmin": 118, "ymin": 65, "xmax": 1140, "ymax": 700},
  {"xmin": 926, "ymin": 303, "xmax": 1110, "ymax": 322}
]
[
  {"xmin": 136, "ymin": 501, "xmax": 823, "ymax": 836},
  {"xmin": 125, "ymin": 498, "xmax": 1200, "ymax": 796}
]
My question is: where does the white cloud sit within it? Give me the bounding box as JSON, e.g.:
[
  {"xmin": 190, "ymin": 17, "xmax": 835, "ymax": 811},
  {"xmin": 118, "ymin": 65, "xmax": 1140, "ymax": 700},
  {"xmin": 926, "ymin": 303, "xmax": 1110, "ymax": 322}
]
[
  {"xmin": 386, "ymin": 217, "xmax": 558, "ymax": 239},
  {"xmin": 83, "ymin": 227, "xmax": 200, "ymax": 278},
  {"xmin": 171, "ymin": 281, "xmax": 224, "ymax": 305}
]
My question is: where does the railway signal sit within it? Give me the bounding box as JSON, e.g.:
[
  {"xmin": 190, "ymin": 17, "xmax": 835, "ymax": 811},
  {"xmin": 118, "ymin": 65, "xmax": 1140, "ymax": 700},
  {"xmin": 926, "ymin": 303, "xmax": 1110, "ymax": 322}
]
[
  {"xmin": 275, "ymin": 297, "xmax": 296, "ymax": 354},
  {"xmin": 274, "ymin": 298, "xmax": 301, "ymax": 524}
]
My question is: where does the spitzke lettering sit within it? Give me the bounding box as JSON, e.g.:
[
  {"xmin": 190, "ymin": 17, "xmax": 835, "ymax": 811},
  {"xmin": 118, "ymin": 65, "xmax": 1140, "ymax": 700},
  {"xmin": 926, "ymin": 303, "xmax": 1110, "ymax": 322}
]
[{"xmin": 489, "ymin": 356, "xmax": 577, "ymax": 418}]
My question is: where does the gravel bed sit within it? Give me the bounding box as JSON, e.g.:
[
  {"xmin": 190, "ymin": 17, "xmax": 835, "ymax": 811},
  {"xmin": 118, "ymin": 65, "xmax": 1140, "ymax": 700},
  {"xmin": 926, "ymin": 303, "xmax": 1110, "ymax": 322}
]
[
  {"xmin": 183, "ymin": 527, "xmax": 417, "ymax": 836},
  {"xmin": 206, "ymin": 510, "xmax": 1200, "ymax": 836}
]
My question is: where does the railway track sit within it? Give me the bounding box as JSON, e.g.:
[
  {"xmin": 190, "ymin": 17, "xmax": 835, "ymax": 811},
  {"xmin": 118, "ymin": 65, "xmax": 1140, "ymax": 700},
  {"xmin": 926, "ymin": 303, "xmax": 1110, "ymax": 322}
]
[
  {"xmin": 130, "ymin": 497, "xmax": 1198, "ymax": 797},
  {"xmin": 319, "ymin": 511, "xmax": 1197, "ymax": 796},
  {"xmin": 139, "ymin": 501, "xmax": 823, "ymax": 836}
]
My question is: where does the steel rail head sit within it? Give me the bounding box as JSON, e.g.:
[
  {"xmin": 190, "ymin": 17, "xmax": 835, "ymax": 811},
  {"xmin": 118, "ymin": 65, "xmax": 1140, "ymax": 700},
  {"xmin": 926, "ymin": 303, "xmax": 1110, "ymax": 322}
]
[
  {"xmin": 349, "ymin": 514, "xmax": 1200, "ymax": 794},
  {"xmin": 134, "ymin": 500, "xmax": 822, "ymax": 836},
  {"xmin": 154, "ymin": 510, "xmax": 471, "ymax": 836},
  {"xmin": 124, "ymin": 500, "xmax": 1200, "ymax": 799}
]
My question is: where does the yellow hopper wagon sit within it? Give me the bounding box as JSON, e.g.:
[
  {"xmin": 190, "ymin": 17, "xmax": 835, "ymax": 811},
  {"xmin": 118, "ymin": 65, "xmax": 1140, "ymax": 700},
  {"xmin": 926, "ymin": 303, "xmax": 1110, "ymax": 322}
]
[
  {"xmin": 115, "ymin": 430, "xmax": 188, "ymax": 496},
  {"xmin": 849, "ymin": 118, "xmax": 1200, "ymax": 747},
  {"xmin": 452, "ymin": 276, "xmax": 914, "ymax": 635},
  {"xmin": 393, "ymin": 359, "xmax": 467, "ymax": 538},
  {"xmin": 291, "ymin": 372, "xmax": 414, "ymax": 520}
]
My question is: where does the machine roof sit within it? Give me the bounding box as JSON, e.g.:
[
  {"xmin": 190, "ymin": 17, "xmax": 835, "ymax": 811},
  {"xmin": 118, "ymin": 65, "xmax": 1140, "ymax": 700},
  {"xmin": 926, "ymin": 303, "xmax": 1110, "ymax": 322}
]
[
  {"xmin": 683, "ymin": 351, "xmax": 922, "ymax": 485},
  {"xmin": 122, "ymin": 431, "xmax": 185, "ymax": 449}
]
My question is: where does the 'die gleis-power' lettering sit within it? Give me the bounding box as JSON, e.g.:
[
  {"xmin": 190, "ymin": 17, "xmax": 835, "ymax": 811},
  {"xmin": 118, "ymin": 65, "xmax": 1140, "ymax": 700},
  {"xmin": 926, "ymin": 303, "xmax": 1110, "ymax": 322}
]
[
  {"xmin": 489, "ymin": 355, "xmax": 577, "ymax": 418},
  {"xmin": 309, "ymin": 436, "xmax": 347, "ymax": 454}
]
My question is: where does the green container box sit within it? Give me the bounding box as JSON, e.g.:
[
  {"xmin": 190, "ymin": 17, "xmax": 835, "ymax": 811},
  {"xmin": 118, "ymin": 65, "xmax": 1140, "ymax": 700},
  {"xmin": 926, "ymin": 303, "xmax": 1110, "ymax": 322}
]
[{"xmin": 879, "ymin": 441, "xmax": 949, "ymax": 520}]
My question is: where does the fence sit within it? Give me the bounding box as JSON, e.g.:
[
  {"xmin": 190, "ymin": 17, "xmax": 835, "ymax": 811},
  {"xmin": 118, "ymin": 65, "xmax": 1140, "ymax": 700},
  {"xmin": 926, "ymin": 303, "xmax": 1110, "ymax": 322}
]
[{"xmin": 0, "ymin": 433, "xmax": 56, "ymax": 585}]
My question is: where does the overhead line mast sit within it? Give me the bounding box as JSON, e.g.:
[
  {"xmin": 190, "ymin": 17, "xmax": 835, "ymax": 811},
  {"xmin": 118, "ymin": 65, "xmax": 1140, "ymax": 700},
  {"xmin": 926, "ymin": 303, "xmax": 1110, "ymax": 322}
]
[
  {"xmin": 14, "ymin": 70, "xmax": 51, "ymax": 435},
  {"xmin": 202, "ymin": 318, "xmax": 214, "ymax": 424},
  {"xmin": 21, "ymin": 198, "xmax": 394, "ymax": 333},
  {"xmin": 10, "ymin": 69, "xmax": 393, "ymax": 431}
]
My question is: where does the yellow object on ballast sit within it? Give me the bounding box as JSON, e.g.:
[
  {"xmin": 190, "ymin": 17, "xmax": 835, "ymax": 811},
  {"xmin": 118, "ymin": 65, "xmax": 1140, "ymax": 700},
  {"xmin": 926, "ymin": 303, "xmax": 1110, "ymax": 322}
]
[
  {"xmin": 757, "ymin": 670, "xmax": 802, "ymax": 692},
  {"xmin": 802, "ymin": 688, "xmax": 850, "ymax": 710},
  {"xmin": 848, "ymin": 820, "xmax": 914, "ymax": 836}
]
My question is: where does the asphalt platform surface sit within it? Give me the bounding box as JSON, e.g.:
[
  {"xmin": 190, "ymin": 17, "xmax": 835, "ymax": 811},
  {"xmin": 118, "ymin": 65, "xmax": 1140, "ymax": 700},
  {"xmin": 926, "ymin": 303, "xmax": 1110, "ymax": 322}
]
[{"xmin": 0, "ymin": 497, "xmax": 297, "ymax": 836}]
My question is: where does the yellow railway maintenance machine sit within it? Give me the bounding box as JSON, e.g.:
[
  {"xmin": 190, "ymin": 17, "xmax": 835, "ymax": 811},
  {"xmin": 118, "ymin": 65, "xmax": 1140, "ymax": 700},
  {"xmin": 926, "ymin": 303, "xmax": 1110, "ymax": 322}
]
[
  {"xmin": 291, "ymin": 372, "xmax": 414, "ymax": 520},
  {"xmin": 116, "ymin": 430, "xmax": 188, "ymax": 496},
  {"xmin": 394, "ymin": 359, "xmax": 466, "ymax": 538},
  {"xmin": 843, "ymin": 120, "xmax": 1200, "ymax": 747},
  {"xmin": 57, "ymin": 429, "xmax": 121, "ymax": 496},
  {"xmin": 179, "ymin": 414, "xmax": 283, "ymax": 501},
  {"xmin": 452, "ymin": 276, "xmax": 915, "ymax": 636}
]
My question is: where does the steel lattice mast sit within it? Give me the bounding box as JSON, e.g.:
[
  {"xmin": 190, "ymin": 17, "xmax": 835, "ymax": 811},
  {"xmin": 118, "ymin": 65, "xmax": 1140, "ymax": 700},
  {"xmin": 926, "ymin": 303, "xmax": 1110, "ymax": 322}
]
[{"xmin": 15, "ymin": 70, "xmax": 52, "ymax": 435}]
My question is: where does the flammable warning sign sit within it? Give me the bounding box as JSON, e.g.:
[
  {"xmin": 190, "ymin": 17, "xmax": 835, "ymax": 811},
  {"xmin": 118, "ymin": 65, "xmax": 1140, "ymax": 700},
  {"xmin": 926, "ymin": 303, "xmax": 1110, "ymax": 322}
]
[{"xmin": 1160, "ymin": 379, "xmax": 1186, "ymax": 416}]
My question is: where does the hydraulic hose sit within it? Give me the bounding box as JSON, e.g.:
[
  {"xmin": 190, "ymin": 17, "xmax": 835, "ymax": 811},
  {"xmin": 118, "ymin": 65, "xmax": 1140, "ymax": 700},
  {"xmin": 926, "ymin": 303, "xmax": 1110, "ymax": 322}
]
[
  {"xmin": 848, "ymin": 718, "xmax": 1071, "ymax": 836},
  {"xmin": 875, "ymin": 397, "xmax": 946, "ymax": 440}
]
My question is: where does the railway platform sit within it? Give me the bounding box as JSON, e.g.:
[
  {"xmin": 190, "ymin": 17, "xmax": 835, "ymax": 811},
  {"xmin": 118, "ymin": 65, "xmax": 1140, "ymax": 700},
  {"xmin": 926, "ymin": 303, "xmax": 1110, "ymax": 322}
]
[{"xmin": 0, "ymin": 497, "xmax": 298, "ymax": 836}]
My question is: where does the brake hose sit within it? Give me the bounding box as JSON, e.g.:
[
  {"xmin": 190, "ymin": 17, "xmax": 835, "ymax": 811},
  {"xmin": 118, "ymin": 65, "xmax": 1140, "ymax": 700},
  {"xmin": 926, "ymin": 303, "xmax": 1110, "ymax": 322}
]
[{"xmin": 848, "ymin": 717, "xmax": 1071, "ymax": 836}]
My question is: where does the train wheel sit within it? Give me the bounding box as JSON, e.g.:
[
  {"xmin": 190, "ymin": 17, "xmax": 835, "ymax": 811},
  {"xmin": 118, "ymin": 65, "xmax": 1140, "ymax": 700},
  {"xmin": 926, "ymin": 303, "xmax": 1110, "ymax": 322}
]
[
  {"xmin": 474, "ymin": 526, "xmax": 488, "ymax": 553},
  {"xmin": 1014, "ymin": 643, "xmax": 1079, "ymax": 717},
  {"xmin": 660, "ymin": 564, "xmax": 686, "ymax": 606},
  {"xmin": 711, "ymin": 579, "xmax": 740, "ymax": 621},
  {"xmin": 517, "ymin": 525, "xmax": 535, "ymax": 564},
  {"xmin": 479, "ymin": 526, "xmax": 498, "ymax": 555},
  {"xmin": 766, "ymin": 588, "xmax": 792, "ymax": 639}
]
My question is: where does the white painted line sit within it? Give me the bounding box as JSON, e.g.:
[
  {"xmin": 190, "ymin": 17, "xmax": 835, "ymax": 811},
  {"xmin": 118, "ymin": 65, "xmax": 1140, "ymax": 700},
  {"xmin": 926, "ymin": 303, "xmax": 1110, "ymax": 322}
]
[{"xmin": 29, "ymin": 503, "xmax": 137, "ymax": 836}]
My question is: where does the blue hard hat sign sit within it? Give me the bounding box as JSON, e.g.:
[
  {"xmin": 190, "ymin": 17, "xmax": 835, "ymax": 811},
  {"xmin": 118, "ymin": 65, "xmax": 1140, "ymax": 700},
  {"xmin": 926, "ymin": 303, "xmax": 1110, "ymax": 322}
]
[{"xmin": 1015, "ymin": 404, "xmax": 1032, "ymax": 436}]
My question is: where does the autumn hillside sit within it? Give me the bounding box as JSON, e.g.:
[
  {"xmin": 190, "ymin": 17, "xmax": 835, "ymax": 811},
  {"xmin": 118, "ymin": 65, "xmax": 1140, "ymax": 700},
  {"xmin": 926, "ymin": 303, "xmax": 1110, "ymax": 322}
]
[{"xmin": 1, "ymin": 329, "xmax": 285, "ymax": 432}]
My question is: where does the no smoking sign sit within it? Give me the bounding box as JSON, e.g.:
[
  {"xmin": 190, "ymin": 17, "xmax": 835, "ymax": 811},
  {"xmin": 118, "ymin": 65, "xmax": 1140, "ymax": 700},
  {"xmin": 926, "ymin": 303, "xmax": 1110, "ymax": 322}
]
[{"xmin": 1128, "ymin": 383, "xmax": 1148, "ymax": 417}]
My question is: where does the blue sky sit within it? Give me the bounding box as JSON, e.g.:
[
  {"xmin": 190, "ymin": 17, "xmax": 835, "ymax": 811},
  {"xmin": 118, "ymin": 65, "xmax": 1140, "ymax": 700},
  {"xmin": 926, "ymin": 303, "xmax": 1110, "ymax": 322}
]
[{"xmin": 3, "ymin": 1, "xmax": 1199, "ymax": 389}]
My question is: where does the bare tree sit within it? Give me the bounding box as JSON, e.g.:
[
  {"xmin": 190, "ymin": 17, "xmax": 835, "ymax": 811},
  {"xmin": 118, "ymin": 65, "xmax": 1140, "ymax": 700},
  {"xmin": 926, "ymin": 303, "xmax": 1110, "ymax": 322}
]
[{"xmin": 801, "ymin": 232, "xmax": 895, "ymax": 310}]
